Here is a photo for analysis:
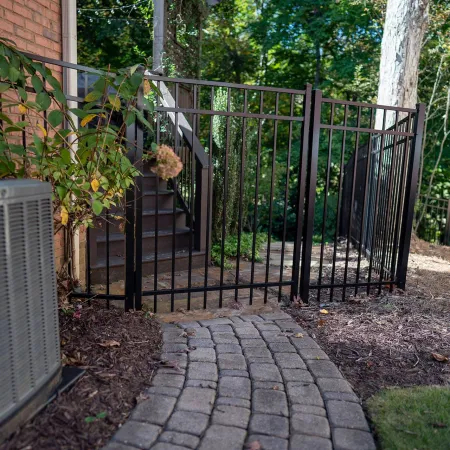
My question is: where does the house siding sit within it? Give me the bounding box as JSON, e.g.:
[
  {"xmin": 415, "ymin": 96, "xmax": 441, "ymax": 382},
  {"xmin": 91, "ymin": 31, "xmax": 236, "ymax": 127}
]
[{"xmin": 0, "ymin": 0, "xmax": 66, "ymax": 271}]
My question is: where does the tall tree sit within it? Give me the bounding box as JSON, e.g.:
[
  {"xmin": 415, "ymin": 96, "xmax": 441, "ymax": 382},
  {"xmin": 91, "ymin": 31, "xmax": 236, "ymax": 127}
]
[{"xmin": 376, "ymin": 0, "xmax": 429, "ymax": 126}]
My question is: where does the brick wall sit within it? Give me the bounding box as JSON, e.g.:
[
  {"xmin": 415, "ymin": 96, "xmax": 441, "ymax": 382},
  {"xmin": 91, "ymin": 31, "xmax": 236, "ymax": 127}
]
[{"xmin": 0, "ymin": 0, "xmax": 66, "ymax": 272}]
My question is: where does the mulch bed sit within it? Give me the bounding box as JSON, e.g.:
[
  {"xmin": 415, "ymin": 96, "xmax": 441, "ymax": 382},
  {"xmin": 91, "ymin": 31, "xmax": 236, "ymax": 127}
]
[
  {"xmin": 2, "ymin": 302, "xmax": 162, "ymax": 450},
  {"xmin": 286, "ymin": 237, "xmax": 450, "ymax": 402}
]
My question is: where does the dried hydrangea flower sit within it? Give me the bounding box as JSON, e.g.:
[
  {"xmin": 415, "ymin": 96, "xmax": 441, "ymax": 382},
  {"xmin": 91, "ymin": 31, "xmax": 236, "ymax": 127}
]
[{"xmin": 150, "ymin": 144, "xmax": 183, "ymax": 180}]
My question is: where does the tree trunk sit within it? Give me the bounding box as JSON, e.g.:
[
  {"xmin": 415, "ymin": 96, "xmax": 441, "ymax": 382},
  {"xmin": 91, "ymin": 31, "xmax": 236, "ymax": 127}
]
[{"xmin": 376, "ymin": 0, "xmax": 429, "ymax": 128}]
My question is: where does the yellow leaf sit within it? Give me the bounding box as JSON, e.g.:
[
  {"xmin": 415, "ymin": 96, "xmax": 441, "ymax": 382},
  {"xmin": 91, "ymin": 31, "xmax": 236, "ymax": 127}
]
[
  {"xmin": 319, "ymin": 309, "xmax": 329, "ymax": 314},
  {"xmin": 18, "ymin": 104, "xmax": 28, "ymax": 114},
  {"xmin": 81, "ymin": 113, "xmax": 97, "ymax": 127},
  {"xmin": 91, "ymin": 179, "xmax": 100, "ymax": 192},
  {"xmin": 37, "ymin": 123, "xmax": 47, "ymax": 137},
  {"xmin": 295, "ymin": 333, "xmax": 304, "ymax": 338},
  {"xmin": 108, "ymin": 95, "xmax": 121, "ymax": 111},
  {"xmin": 61, "ymin": 206, "xmax": 69, "ymax": 225}
]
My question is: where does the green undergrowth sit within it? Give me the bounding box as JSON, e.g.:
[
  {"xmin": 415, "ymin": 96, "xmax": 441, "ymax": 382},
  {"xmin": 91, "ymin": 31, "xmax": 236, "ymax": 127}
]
[
  {"xmin": 211, "ymin": 233, "xmax": 266, "ymax": 269},
  {"xmin": 367, "ymin": 386, "xmax": 450, "ymax": 450}
]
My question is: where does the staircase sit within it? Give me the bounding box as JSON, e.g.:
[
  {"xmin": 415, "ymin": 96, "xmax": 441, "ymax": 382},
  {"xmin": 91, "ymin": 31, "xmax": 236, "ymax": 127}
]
[{"xmin": 88, "ymin": 79, "xmax": 209, "ymax": 286}]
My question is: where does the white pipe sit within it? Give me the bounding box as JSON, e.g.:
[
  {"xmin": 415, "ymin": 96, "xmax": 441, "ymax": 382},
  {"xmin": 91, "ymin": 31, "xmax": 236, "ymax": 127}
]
[{"xmin": 153, "ymin": 0, "xmax": 165, "ymax": 74}]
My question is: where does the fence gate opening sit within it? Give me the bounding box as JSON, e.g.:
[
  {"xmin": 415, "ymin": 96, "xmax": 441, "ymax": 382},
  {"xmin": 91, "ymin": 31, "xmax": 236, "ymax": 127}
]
[{"xmin": 63, "ymin": 64, "xmax": 424, "ymax": 311}]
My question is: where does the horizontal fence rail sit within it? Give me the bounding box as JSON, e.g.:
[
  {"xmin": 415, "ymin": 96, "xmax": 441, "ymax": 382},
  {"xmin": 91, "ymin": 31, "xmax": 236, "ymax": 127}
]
[{"xmin": 13, "ymin": 53, "xmax": 425, "ymax": 310}]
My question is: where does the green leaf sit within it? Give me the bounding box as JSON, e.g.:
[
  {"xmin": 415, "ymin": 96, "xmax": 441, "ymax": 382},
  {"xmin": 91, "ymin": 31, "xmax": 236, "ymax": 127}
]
[
  {"xmin": 46, "ymin": 74, "xmax": 62, "ymax": 91},
  {"xmin": 8, "ymin": 66, "xmax": 21, "ymax": 82},
  {"xmin": 124, "ymin": 111, "xmax": 136, "ymax": 126},
  {"xmin": 96, "ymin": 411, "xmax": 107, "ymax": 419},
  {"xmin": 48, "ymin": 110, "xmax": 63, "ymax": 127},
  {"xmin": 56, "ymin": 185, "xmax": 67, "ymax": 200},
  {"xmin": 17, "ymin": 86, "xmax": 27, "ymax": 102},
  {"xmin": 0, "ymin": 112, "xmax": 13, "ymax": 125},
  {"xmin": 69, "ymin": 108, "xmax": 89, "ymax": 119},
  {"xmin": 36, "ymin": 92, "xmax": 51, "ymax": 111},
  {"xmin": 84, "ymin": 90, "xmax": 103, "ymax": 103},
  {"xmin": 0, "ymin": 57, "xmax": 8, "ymax": 78},
  {"xmin": 84, "ymin": 416, "xmax": 96, "ymax": 424},
  {"xmin": 108, "ymin": 94, "xmax": 121, "ymax": 111},
  {"xmin": 52, "ymin": 89, "xmax": 67, "ymax": 105},
  {"xmin": 31, "ymin": 74, "xmax": 43, "ymax": 94},
  {"xmin": 129, "ymin": 64, "xmax": 140, "ymax": 76},
  {"xmin": 0, "ymin": 82, "xmax": 10, "ymax": 93},
  {"xmin": 61, "ymin": 148, "xmax": 72, "ymax": 165},
  {"xmin": 92, "ymin": 199, "xmax": 104, "ymax": 216}
]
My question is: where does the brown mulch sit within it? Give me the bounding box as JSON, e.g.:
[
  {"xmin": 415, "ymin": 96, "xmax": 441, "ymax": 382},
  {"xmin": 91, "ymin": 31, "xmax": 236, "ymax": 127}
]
[
  {"xmin": 286, "ymin": 237, "xmax": 450, "ymax": 402},
  {"xmin": 2, "ymin": 302, "xmax": 162, "ymax": 450}
]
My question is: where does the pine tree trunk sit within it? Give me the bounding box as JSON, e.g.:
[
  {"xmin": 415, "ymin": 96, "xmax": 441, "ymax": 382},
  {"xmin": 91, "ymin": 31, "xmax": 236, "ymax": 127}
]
[{"xmin": 376, "ymin": 0, "xmax": 429, "ymax": 128}]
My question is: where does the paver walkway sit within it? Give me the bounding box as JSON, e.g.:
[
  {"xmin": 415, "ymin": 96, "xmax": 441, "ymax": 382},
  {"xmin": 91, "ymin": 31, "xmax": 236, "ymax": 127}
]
[{"xmin": 104, "ymin": 312, "xmax": 375, "ymax": 450}]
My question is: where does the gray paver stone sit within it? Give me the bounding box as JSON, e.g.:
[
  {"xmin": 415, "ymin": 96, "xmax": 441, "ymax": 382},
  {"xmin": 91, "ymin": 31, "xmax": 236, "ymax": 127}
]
[
  {"xmin": 244, "ymin": 347, "xmax": 272, "ymax": 358},
  {"xmin": 323, "ymin": 392, "xmax": 360, "ymax": 403},
  {"xmin": 291, "ymin": 413, "xmax": 331, "ymax": 438},
  {"xmin": 213, "ymin": 335, "xmax": 239, "ymax": 344},
  {"xmin": 287, "ymin": 382, "xmax": 324, "ymax": 406},
  {"xmin": 130, "ymin": 395, "xmax": 176, "ymax": 425},
  {"xmin": 261, "ymin": 331, "xmax": 290, "ymax": 343},
  {"xmin": 297, "ymin": 348, "xmax": 330, "ymax": 360},
  {"xmin": 188, "ymin": 338, "xmax": 215, "ymax": 348},
  {"xmin": 177, "ymin": 387, "xmax": 215, "ymax": 414},
  {"xmin": 241, "ymin": 339, "xmax": 267, "ymax": 347},
  {"xmin": 189, "ymin": 347, "xmax": 216, "ymax": 363},
  {"xmin": 332, "ymin": 428, "xmax": 376, "ymax": 450},
  {"xmin": 187, "ymin": 327, "xmax": 211, "ymax": 338},
  {"xmin": 216, "ymin": 343, "xmax": 242, "ymax": 354},
  {"xmin": 166, "ymin": 411, "xmax": 209, "ymax": 436},
  {"xmin": 259, "ymin": 312, "xmax": 291, "ymax": 320},
  {"xmin": 163, "ymin": 333, "xmax": 187, "ymax": 344},
  {"xmin": 218, "ymin": 353, "xmax": 247, "ymax": 370},
  {"xmin": 247, "ymin": 435, "xmax": 288, "ymax": 450},
  {"xmin": 326, "ymin": 400, "xmax": 369, "ymax": 430},
  {"xmin": 209, "ymin": 324, "xmax": 233, "ymax": 332},
  {"xmin": 185, "ymin": 380, "xmax": 217, "ymax": 389},
  {"xmin": 187, "ymin": 362, "xmax": 218, "ymax": 382},
  {"xmin": 151, "ymin": 443, "xmax": 190, "ymax": 450},
  {"xmin": 113, "ymin": 421, "xmax": 161, "ymax": 449},
  {"xmin": 307, "ymin": 360, "xmax": 343, "ymax": 379},
  {"xmin": 199, "ymin": 318, "xmax": 233, "ymax": 326},
  {"xmin": 253, "ymin": 389, "xmax": 289, "ymax": 416},
  {"xmin": 216, "ymin": 397, "xmax": 251, "ymax": 409},
  {"xmin": 289, "ymin": 434, "xmax": 332, "ymax": 450},
  {"xmin": 268, "ymin": 343, "xmax": 297, "ymax": 353},
  {"xmin": 144, "ymin": 386, "xmax": 181, "ymax": 398},
  {"xmin": 275, "ymin": 319, "xmax": 305, "ymax": 331},
  {"xmin": 241, "ymin": 315, "xmax": 264, "ymax": 322},
  {"xmin": 162, "ymin": 343, "xmax": 188, "ymax": 353},
  {"xmin": 220, "ymin": 369, "xmax": 249, "ymax": 378},
  {"xmin": 249, "ymin": 414, "xmax": 289, "ymax": 439},
  {"xmin": 198, "ymin": 425, "xmax": 247, "ymax": 450},
  {"xmin": 274, "ymin": 353, "xmax": 307, "ymax": 369},
  {"xmin": 291, "ymin": 404, "xmax": 327, "ymax": 417},
  {"xmin": 218, "ymin": 376, "xmax": 251, "ymax": 399},
  {"xmin": 255, "ymin": 323, "xmax": 281, "ymax": 331},
  {"xmin": 230, "ymin": 316, "xmax": 245, "ymax": 324},
  {"xmin": 246, "ymin": 356, "xmax": 274, "ymax": 364},
  {"xmin": 160, "ymin": 353, "xmax": 187, "ymax": 369},
  {"xmin": 249, "ymin": 363, "xmax": 282, "ymax": 382},
  {"xmin": 290, "ymin": 336, "xmax": 321, "ymax": 349},
  {"xmin": 161, "ymin": 323, "xmax": 180, "ymax": 331},
  {"xmin": 151, "ymin": 374, "xmax": 185, "ymax": 389},
  {"xmin": 235, "ymin": 329, "xmax": 261, "ymax": 339},
  {"xmin": 212, "ymin": 405, "xmax": 251, "ymax": 428},
  {"xmin": 157, "ymin": 367, "xmax": 186, "ymax": 376},
  {"xmin": 253, "ymin": 381, "xmax": 284, "ymax": 391},
  {"xmin": 316, "ymin": 378, "xmax": 354, "ymax": 393},
  {"xmin": 280, "ymin": 368, "xmax": 314, "ymax": 383},
  {"xmin": 159, "ymin": 431, "xmax": 200, "ymax": 449}
]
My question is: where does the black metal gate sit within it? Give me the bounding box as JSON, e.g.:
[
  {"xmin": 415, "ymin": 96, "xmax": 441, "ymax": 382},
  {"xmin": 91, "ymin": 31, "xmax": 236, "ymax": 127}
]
[{"xmin": 71, "ymin": 71, "xmax": 425, "ymax": 311}]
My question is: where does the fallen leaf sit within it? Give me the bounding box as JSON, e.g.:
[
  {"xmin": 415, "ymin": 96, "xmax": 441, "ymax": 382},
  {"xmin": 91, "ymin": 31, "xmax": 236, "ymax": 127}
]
[
  {"xmin": 99, "ymin": 339, "xmax": 120, "ymax": 348},
  {"xmin": 273, "ymin": 385, "xmax": 279, "ymax": 390},
  {"xmin": 246, "ymin": 441, "xmax": 262, "ymax": 450},
  {"xmin": 319, "ymin": 309, "xmax": 329, "ymax": 314},
  {"xmin": 136, "ymin": 393, "xmax": 149, "ymax": 404},
  {"xmin": 317, "ymin": 318, "xmax": 326, "ymax": 327},
  {"xmin": 431, "ymin": 352, "xmax": 448, "ymax": 362},
  {"xmin": 88, "ymin": 390, "xmax": 98, "ymax": 399},
  {"xmin": 295, "ymin": 333, "xmax": 304, "ymax": 338}
]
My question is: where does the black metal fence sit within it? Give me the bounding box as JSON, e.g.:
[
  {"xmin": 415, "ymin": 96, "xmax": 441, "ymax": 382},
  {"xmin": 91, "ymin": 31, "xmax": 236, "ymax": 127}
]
[
  {"xmin": 415, "ymin": 196, "xmax": 450, "ymax": 245},
  {"xmin": 17, "ymin": 53, "xmax": 425, "ymax": 311}
]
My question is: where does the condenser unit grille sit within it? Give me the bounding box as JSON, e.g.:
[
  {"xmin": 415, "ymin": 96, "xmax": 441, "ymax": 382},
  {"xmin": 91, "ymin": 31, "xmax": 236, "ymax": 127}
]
[{"xmin": 0, "ymin": 181, "xmax": 60, "ymax": 426}]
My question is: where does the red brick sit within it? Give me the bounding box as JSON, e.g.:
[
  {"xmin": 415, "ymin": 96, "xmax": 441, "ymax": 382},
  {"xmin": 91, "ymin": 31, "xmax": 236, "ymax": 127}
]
[
  {"xmin": 13, "ymin": 3, "xmax": 33, "ymax": 19},
  {"xmin": 3, "ymin": 10, "xmax": 25, "ymax": 27}
]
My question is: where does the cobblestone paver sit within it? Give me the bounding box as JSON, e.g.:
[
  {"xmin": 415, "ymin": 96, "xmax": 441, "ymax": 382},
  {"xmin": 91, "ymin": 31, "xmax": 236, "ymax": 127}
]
[{"xmin": 104, "ymin": 313, "xmax": 375, "ymax": 450}]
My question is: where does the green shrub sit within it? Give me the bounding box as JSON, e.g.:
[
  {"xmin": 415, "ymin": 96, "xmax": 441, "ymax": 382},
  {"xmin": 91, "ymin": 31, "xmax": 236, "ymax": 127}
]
[{"xmin": 211, "ymin": 232, "xmax": 266, "ymax": 269}]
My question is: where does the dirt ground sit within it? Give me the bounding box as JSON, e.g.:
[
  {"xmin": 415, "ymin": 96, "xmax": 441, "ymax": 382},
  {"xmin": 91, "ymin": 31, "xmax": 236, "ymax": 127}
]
[
  {"xmin": 2, "ymin": 303, "xmax": 162, "ymax": 450},
  {"xmin": 286, "ymin": 236, "xmax": 450, "ymax": 402}
]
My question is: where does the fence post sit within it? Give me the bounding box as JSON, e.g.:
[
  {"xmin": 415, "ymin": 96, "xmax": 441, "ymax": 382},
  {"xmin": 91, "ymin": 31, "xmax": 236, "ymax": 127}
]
[
  {"xmin": 299, "ymin": 88, "xmax": 322, "ymax": 302},
  {"xmin": 396, "ymin": 103, "xmax": 426, "ymax": 289},
  {"xmin": 445, "ymin": 199, "xmax": 450, "ymax": 245},
  {"xmin": 291, "ymin": 84, "xmax": 312, "ymax": 301}
]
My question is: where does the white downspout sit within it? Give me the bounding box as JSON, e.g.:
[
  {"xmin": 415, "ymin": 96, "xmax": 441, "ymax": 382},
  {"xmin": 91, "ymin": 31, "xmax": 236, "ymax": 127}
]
[{"xmin": 153, "ymin": 0, "xmax": 165, "ymax": 74}]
